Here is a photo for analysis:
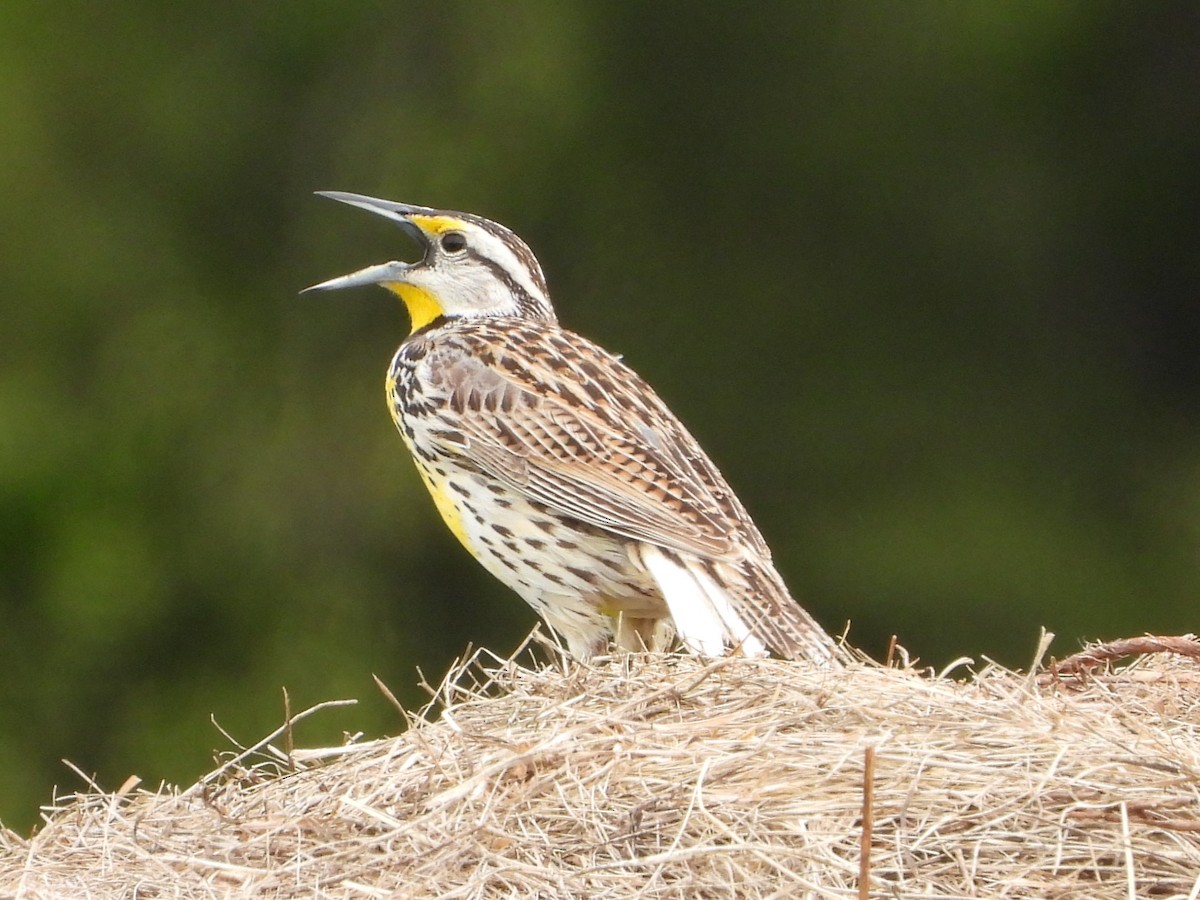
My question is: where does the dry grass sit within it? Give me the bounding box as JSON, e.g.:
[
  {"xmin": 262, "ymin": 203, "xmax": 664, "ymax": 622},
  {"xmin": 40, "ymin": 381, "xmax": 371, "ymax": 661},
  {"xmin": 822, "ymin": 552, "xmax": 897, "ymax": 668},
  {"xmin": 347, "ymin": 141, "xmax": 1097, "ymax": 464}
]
[{"xmin": 3, "ymin": 632, "xmax": 1200, "ymax": 899}]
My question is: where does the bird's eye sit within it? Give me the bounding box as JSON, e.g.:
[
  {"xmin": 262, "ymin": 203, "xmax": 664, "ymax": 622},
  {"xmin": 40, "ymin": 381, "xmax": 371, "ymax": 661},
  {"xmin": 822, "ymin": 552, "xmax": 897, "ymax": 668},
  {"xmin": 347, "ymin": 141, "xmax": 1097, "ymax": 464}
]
[{"xmin": 440, "ymin": 232, "xmax": 468, "ymax": 254}]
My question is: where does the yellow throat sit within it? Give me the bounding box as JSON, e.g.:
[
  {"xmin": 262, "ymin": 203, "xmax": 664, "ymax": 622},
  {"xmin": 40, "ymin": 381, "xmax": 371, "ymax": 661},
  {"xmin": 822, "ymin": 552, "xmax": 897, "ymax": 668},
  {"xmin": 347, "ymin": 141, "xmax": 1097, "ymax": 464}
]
[{"xmin": 386, "ymin": 282, "xmax": 444, "ymax": 333}]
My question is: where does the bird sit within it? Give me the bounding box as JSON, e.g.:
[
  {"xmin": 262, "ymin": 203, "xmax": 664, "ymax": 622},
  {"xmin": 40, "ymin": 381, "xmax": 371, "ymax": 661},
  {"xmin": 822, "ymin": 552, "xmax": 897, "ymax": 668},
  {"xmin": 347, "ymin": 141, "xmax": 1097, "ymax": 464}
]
[{"xmin": 304, "ymin": 192, "xmax": 840, "ymax": 666}]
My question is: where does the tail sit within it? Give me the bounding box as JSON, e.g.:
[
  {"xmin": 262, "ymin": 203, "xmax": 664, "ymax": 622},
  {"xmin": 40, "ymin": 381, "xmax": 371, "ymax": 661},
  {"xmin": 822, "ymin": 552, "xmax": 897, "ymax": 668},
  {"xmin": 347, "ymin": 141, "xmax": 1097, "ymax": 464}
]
[{"xmin": 635, "ymin": 544, "xmax": 841, "ymax": 667}]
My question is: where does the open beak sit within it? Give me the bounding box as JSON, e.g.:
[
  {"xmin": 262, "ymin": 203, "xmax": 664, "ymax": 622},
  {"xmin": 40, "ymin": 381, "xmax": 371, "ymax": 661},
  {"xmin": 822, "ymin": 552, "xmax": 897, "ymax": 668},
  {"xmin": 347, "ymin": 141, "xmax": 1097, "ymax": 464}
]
[{"xmin": 301, "ymin": 191, "xmax": 432, "ymax": 294}]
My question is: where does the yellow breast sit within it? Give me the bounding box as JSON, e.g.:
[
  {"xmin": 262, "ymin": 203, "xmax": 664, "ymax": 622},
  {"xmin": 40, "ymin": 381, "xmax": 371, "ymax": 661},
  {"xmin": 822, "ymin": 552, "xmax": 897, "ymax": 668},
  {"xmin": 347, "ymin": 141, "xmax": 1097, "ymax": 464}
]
[{"xmin": 413, "ymin": 462, "xmax": 474, "ymax": 553}]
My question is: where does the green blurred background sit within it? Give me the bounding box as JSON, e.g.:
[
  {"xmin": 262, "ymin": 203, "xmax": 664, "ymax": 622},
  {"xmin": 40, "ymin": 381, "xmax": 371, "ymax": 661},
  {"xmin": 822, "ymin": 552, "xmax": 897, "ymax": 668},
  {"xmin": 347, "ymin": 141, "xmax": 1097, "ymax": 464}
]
[{"xmin": 1, "ymin": 2, "xmax": 1197, "ymax": 832}]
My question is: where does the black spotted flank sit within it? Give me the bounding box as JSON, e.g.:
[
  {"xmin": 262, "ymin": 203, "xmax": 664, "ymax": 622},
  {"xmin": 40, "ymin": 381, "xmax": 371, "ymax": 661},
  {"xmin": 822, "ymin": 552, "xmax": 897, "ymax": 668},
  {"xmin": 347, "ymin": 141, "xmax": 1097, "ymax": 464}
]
[{"xmin": 566, "ymin": 565, "xmax": 598, "ymax": 585}]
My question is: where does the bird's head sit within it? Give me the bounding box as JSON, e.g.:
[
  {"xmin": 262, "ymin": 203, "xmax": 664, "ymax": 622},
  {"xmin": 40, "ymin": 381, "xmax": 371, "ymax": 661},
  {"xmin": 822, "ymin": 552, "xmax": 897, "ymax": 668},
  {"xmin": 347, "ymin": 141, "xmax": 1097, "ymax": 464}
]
[{"xmin": 303, "ymin": 192, "xmax": 556, "ymax": 331}]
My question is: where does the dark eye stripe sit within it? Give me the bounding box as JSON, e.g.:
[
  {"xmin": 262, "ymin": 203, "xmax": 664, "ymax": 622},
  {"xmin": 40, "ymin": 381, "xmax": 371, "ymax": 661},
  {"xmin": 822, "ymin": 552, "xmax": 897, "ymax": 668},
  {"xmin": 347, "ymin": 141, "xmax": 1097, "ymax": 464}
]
[
  {"xmin": 466, "ymin": 247, "xmax": 539, "ymax": 314},
  {"xmin": 445, "ymin": 216, "xmax": 554, "ymax": 320}
]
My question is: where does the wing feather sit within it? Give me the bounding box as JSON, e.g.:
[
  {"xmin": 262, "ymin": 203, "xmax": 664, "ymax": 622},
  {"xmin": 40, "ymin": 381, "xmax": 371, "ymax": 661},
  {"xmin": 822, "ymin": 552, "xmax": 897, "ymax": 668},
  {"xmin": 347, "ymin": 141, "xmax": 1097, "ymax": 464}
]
[{"xmin": 422, "ymin": 329, "xmax": 765, "ymax": 560}]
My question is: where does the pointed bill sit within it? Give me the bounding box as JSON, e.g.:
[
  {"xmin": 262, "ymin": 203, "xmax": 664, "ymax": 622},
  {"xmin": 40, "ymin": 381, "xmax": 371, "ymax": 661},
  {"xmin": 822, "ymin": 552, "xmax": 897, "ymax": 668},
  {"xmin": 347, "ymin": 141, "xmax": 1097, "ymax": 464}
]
[
  {"xmin": 314, "ymin": 191, "xmax": 435, "ymax": 236},
  {"xmin": 301, "ymin": 260, "xmax": 412, "ymax": 294}
]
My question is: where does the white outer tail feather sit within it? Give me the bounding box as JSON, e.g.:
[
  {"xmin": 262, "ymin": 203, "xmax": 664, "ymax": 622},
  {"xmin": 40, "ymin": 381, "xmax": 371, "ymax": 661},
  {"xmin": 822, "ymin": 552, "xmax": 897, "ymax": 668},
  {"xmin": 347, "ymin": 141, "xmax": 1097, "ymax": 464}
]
[{"xmin": 638, "ymin": 545, "xmax": 768, "ymax": 658}]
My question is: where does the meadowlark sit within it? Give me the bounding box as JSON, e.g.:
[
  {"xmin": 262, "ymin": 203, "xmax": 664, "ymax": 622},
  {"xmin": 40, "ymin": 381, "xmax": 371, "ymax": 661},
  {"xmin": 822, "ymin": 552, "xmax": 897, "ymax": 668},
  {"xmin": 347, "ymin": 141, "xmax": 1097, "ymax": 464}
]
[{"xmin": 305, "ymin": 192, "xmax": 839, "ymax": 666}]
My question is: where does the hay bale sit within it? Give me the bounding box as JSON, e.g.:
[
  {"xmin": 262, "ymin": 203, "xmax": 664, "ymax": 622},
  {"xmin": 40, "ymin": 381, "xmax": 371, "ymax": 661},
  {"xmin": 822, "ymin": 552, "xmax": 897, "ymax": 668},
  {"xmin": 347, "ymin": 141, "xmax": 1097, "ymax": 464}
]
[{"xmin": 3, "ymin": 635, "xmax": 1200, "ymax": 898}]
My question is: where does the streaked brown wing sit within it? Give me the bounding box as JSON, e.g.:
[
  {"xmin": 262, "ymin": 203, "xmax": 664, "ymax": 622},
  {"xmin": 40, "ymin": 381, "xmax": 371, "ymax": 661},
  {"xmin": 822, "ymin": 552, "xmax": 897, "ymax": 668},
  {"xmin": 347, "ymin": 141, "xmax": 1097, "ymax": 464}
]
[{"xmin": 423, "ymin": 331, "xmax": 766, "ymax": 560}]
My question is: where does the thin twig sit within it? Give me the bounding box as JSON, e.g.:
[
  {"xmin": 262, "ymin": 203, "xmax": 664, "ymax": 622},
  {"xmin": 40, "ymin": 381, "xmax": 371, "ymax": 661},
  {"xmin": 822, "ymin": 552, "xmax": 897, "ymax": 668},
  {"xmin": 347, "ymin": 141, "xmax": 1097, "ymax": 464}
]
[
  {"xmin": 282, "ymin": 686, "xmax": 295, "ymax": 771},
  {"xmin": 859, "ymin": 744, "xmax": 876, "ymax": 900},
  {"xmin": 1047, "ymin": 634, "xmax": 1200, "ymax": 678}
]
